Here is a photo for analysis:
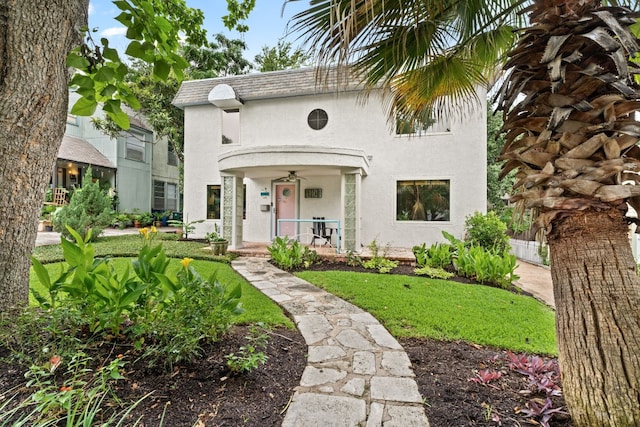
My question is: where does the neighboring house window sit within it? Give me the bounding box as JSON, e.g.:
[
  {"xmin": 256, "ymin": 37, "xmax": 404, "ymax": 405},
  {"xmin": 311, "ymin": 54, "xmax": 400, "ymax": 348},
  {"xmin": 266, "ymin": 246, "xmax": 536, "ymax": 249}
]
[
  {"xmin": 222, "ymin": 109, "xmax": 239, "ymax": 144},
  {"xmin": 207, "ymin": 185, "xmax": 221, "ymax": 219},
  {"xmin": 168, "ymin": 143, "xmax": 178, "ymax": 166},
  {"xmin": 126, "ymin": 132, "xmax": 146, "ymax": 161},
  {"xmin": 308, "ymin": 109, "xmax": 328, "ymax": 130},
  {"xmin": 396, "ymin": 180, "xmax": 450, "ymax": 221},
  {"xmin": 395, "ymin": 113, "xmax": 450, "ymax": 136},
  {"xmin": 66, "ymin": 114, "xmax": 77, "ymax": 125},
  {"xmin": 154, "ymin": 181, "xmax": 178, "ymax": 211}
]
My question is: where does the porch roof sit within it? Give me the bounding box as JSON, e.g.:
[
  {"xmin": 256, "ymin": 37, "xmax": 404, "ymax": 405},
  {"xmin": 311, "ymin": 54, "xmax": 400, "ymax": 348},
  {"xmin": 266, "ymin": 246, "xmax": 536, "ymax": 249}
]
[
  {"xmin": 58, "ymin": 135, "xmax": 116, "ymax": 169},
  {"xmin": 217, "ymin": 145, "xmax": 370, "ymax": 177}
]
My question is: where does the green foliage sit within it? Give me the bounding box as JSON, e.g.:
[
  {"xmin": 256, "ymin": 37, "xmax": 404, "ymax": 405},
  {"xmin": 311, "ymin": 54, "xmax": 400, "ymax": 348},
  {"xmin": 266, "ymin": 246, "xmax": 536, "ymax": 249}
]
[
  {"xmin": 413, "ymin": 266, "xmax": 454, "ymax": 279},
  {"xmin": 206, "ymin": 223, "xmax": 227, "ymax": 242},
  {"xmin": 464, "ymin": 211, "xmax": 510, "ymax": 253},
  {"xmin": 225, "ymin": 325, "xmax": 269, "ymax": 373},
  {"xmin": 267, "ymin": 236, "xmax": 318, "ymax": 270},
  {"xmin": 52, "ymin": 169, "xmax": 114, "ymax": 242},
  {"xmin": 362, "ymin": 240, "xmax": 398, "ymax": 273},
  {"xmin": 487, "ymin": 104, "xmax": 516, "ymax": 209},
  {"xmin": 28, "ymin": 227, "xmax": 243, "ymax": 366},
  {"xmin": 141, "ymin": 260, "xmax": 244, "ymax": 366},
  {"xmin": 413, "ymin": 242, "xmax": 453, "ymax": 269},
  {"xmin": 68, "ymin": 0, "xmax": 210, "ymax": 128},
  {"xmin": 0, "ymin": 351, "xmax": 145, "ymax": 426},
  {"xmin": 254, "ymin": 41, "xmax": 310, "ymax": 72},
  {"xmin": 168, "ymin": 216, "xmax": 204, "ymax": 239},
  {"xmin": 454, "ymin": 245, "xmax": 520, "ymax": 289}
]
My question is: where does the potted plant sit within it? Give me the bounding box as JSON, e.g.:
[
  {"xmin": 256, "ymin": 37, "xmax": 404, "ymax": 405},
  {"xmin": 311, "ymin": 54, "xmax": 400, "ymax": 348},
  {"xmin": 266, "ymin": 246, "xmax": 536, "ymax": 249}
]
[
  {"xmin": 153, "ymin": 211, "xmax": 164, "ymax": 227},
  {"xmin": 206, "ymin": 224, "xmax": 228, "ymax": 255},
  {"xmin": 139, "ymin": 212, "xmax": 154, "ymax": 227}
]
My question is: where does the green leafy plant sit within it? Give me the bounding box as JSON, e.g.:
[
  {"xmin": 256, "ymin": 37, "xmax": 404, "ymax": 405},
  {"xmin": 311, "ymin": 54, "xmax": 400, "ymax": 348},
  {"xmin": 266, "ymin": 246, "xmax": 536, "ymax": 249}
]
[
  {"xmin": 413, "ymin": 242, "xmax": 453, "ymax": 269},
  {"xmin": 168, "ymin": 215, "xmax": 204, "ymax": 239},
  {"xmin": 225, "ymin": 325, "xmax": 269, "ymax": 374},
  {"xmin": 362, "ymin": 240, "xmax": 398, "ymax": 273},
  {"xmin": 0, "ymin": 352, "xmax": 128, "ymax": 426},
  {"xmin": 413, "ymin": 266, "xmax": 454, "ymax": 279},
  {"xmin": 267, "ymin": 236, "xmax": 317, "ymax": 270},
  {"xmin": 345, "ymin": 250, "xmax": 362, "ymax": 267},
  {"xmin": 141, "ymin": 258, "xmax": 244, "ymax": 366},
  {"xmin": 206, "ymin": 223, "xmax": 227, "ymax": 243},
  {"xmin": 52, "ymin": 168, "xmax": 114, "ymax": 241},
  {"xmin": 454, "ymin": 245, "xmax": 520, "ymax": 289},
  {"xmin": 464, "ymin": 211, "xmax": 510, "ymax": 253}
]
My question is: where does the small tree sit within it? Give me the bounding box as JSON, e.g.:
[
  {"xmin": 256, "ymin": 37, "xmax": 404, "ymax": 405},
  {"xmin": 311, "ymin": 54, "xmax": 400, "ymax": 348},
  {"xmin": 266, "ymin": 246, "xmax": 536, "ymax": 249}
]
[
  {"xmin": 52, "ymin": 168, "xmax": 114, "ymax": 241},
  {"xmin": 464, "ymin": 211, "xmax": 510, "ymax": 253}
]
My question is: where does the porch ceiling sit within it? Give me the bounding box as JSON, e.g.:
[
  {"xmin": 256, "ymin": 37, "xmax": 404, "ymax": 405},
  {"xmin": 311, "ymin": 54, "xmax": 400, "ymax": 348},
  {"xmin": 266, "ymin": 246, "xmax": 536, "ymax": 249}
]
[{"xmin": 218, "ymin": 145, "xmax": 370, "ymax": 178}]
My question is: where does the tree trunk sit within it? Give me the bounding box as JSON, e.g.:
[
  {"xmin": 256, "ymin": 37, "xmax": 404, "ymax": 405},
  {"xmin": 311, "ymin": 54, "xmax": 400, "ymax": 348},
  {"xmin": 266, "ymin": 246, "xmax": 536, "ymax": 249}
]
[
  {"xmin": 0, "ymin": 1, "xmax": 87, "ymax": 311},
  {"xmin": 548, "ymin": 208, "xmax": 640, "ymax": 426}
]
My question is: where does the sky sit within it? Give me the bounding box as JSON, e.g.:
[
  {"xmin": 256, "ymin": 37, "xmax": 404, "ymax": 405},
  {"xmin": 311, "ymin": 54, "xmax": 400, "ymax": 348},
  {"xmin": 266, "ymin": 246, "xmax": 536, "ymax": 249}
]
[{"xmin": 88, "ymin": 0, "xmax": 309, "ymax": 65}]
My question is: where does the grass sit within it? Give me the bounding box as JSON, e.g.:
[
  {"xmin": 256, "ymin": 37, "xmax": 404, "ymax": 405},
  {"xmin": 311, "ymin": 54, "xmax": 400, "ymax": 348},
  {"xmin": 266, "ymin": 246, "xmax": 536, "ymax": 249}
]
[
  {"xmin": 32, "ymin": 233, "xmax": 224, "ymax": 264},
  {"xmin": 296, "ymin": 270, "xmax": 557, "ymax": 355}
]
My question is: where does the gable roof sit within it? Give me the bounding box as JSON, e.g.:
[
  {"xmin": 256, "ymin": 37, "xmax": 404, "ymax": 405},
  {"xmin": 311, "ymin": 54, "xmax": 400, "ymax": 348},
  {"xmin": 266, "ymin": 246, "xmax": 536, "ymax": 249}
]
[
  {"xmin": 58, "ymin": 135, "xmax": 116, "ymax": 169},
  {"xmin": 173, "ymin": 67, "xmax": 366, "ymax": 108}
]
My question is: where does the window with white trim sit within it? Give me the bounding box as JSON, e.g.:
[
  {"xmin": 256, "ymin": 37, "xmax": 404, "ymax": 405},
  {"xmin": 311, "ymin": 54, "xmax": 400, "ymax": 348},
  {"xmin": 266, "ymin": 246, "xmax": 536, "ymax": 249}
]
[
  {"xmin": 126, "ymin": 131, "xmax": 147, "ymax": 161},
  {"xmin": 222, "ymin": 109, "xmax": 239, "ymax": 144},
  {"xmin": 154, "ymin": 181, "xmax": 178, "ymax": 211},
  {"xmin": 396, "ymin": 180, "xmax": 450, "ymax": 221}
]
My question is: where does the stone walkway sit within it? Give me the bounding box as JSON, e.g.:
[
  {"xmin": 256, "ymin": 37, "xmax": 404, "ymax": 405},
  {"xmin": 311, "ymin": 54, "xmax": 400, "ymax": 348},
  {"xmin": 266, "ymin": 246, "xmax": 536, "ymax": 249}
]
[{"xmin": 231, "ymin": 257, "xmax": 430, "ymax": 427}]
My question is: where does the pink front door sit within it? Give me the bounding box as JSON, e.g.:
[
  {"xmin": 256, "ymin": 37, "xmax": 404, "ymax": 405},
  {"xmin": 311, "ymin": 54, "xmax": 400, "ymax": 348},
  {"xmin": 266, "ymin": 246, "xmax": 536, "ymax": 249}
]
[{"xmin": 275, "ymin": 184, "xmax": 296, "ymax": 237}]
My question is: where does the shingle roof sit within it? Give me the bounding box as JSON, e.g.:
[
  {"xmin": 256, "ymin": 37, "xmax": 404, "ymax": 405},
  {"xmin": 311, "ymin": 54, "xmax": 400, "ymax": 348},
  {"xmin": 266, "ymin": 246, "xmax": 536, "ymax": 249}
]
[
  {"xmin": 58, "ymin": 135, "xmax": 116, "ymax": 169},
  {"xmin": 173, "ymin": 67, "xmax": 366, "ymax": 108}
]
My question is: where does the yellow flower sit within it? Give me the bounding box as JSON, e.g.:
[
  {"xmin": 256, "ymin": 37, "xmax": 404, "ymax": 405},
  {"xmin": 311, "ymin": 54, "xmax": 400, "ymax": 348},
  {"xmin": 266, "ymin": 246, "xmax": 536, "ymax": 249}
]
[
  {"xmin": 150, "ymin": 225, "xmax": 157, "ymax": 234},
  {"xmin": 139, "ymin": 227, "xmax": 149, "ymax": 238},
  {"xmin": 181, "ymin": 257, "xmax": 193, "ymax": 268}
]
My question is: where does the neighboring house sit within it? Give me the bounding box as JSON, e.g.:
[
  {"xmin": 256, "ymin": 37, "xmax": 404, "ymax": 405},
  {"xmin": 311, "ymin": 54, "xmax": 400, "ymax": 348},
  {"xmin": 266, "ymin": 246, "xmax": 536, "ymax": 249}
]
[
  {"xmin": 173, "ymin": 67, "xmax": 486, "ymax": 252},
  {"xmin": 55, "ymin": 92, "xmax": 180, "ymax": 213}
]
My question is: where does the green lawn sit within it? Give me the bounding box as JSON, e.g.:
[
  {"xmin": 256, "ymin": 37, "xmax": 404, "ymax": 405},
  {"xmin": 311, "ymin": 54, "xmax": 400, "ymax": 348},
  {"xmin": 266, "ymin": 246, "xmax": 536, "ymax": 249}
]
[{"xmin": 296, "ymin": 270, "xmax": 557, "ymax": 355}]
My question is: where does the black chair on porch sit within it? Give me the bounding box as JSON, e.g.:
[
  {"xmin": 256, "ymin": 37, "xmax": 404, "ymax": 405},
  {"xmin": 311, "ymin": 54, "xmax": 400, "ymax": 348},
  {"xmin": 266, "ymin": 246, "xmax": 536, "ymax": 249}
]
[{"xmin": 310, "ymin": 216, "xmax": 333, "ymax": 247}]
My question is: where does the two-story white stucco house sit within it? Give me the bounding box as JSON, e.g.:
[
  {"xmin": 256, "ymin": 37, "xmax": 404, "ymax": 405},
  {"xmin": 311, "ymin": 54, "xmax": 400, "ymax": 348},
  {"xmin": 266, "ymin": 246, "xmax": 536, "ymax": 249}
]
[{"xmin": 173, "ymin": 67, "xmax": 487, "ymax": 252}]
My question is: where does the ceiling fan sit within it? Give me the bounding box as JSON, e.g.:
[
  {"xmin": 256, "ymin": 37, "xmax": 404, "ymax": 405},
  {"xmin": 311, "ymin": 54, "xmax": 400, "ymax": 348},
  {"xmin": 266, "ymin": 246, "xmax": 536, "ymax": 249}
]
[{"xmin": 276, "ymin": 171, "xmax": 305, "ymax": 182}]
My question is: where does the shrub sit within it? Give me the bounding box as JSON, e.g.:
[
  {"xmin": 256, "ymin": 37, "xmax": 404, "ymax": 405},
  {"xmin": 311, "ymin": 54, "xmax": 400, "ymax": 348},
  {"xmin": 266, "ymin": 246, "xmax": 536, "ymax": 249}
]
[
  {"xmin": 267, "ymin": 236, "xmax": 317, "ymax": 270},
  {"xmin": 464, "ymin": 211, "xmax": 510, "ymax": 253},
  {"xmin": 453, "ymin": 245, "xmax": 520, "ymax": 289},
  {"xmin": 413, "ymin": 242, "xmax": 453, "ymax": 269},
  {"xmin": 362, "ymin": 240, "xmax": 398, "ymax": 273},
  {"xmin": 52, "ymin": 168, "xmax": 114, "ymax": 241},
  {"xmin": 29, "ymin": 227, "xmax": 244, "ymax": 367}
]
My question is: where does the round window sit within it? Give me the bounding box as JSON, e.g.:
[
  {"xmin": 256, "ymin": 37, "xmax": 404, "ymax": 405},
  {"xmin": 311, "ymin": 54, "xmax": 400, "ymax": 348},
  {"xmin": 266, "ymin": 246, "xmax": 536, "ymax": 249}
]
[
  {"xmin": 307, "ymin": 109, "xmax": 328, "ymax": 130},
  {"xmin": 282, "ymin": 188, "xmax": 291, "ymax": 197}
]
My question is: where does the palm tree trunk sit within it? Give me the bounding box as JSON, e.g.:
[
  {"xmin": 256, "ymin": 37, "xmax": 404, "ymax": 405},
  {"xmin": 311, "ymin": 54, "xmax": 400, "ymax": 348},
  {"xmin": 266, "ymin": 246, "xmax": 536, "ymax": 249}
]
[
  {"xmin": 549, "ymin": 208, "xmax": 640, "ymax": 426},
  {"xmin": 0, "ymin": 1, "xmax": 87, "ymax": 311}
]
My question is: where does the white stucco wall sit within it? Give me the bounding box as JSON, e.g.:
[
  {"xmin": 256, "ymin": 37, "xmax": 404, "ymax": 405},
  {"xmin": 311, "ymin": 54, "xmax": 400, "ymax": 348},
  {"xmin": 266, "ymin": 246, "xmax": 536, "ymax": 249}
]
[{"xmin": 182, "ymin": 87, "xmax": 486, "ymax": 249}]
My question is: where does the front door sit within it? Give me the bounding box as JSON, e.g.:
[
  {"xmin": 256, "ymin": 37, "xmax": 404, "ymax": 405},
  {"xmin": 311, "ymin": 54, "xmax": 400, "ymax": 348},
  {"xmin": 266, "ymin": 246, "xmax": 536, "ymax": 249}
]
[{"xmin": 275, "ymin": 184, "xmax": 296, "ymax": 237}]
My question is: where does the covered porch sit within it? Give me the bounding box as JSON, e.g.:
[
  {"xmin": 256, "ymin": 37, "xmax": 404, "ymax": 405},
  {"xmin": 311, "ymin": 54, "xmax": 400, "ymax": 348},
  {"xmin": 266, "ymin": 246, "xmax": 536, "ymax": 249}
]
[{"xmin": 217, "ymin": 145, "xmax": 370, "ymax": 253}]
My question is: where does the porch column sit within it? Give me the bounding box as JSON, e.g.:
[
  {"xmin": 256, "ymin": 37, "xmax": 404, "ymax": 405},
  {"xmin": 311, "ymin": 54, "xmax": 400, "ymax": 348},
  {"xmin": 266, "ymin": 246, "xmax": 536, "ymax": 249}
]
[
  {"xmin": 221, "ymin": 175, "xmax": 244, "ymax": 249},
  {"xmin": 343, "ymin": 172, "xmax": 361, "ymax": 252}
]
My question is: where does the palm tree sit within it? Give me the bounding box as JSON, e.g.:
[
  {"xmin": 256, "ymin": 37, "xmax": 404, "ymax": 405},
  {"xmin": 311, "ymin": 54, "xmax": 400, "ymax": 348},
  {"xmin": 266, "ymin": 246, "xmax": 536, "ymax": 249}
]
[{"xmin": 290, "ymin": 0, "xmax": 640, "ymax": 424}]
